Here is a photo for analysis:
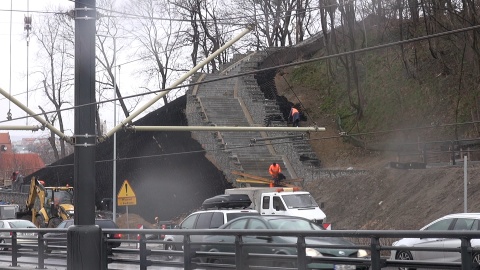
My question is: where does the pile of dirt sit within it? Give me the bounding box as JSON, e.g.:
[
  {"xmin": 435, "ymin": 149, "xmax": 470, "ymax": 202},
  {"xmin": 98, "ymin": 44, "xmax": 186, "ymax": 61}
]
[{"xmin": 115, "ymin": 213, "xmax": 154, "ymax": 229}]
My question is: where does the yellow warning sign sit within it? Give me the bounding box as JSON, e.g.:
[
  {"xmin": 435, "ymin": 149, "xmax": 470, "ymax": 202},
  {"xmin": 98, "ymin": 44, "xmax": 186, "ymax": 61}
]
[{"xmin": 117, "ymin": 180, "xmax": 137, "ymax": 206}]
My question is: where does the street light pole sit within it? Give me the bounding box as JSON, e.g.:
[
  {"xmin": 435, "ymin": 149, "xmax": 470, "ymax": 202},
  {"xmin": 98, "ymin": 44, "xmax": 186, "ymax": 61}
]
[
  {"xmin": 112, "ymin": 37, "xmax": 117, "ymax": 222},
  {"xmin": 69, "ymin": 0, "xmax": 101, "ymax": 268},
  {"xmin": 96, "ymin": 34, "xmax": 118, "ymax": 221}
]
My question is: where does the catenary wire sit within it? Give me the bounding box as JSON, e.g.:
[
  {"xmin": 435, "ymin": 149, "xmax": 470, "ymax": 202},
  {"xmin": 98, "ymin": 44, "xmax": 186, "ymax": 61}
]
[
  {"xmin": 2, "ymin": 22, "xmax": 479, "ymax": 127},
  {"xmin": 17, "ymin": 132, "xmax": 480, "ymax": 173}
]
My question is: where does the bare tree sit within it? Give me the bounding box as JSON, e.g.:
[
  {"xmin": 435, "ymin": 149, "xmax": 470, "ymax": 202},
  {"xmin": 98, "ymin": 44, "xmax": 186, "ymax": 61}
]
[
  {"xmin": 34, "ymin": 11, "xmax": 74, "ymax": 160},
  {"xmin": 127, "ymin": 0, "xmax": 185, "ymax": 105},
  {"xmin": 96, "ymin": 0, "xmax": 131, "ymax": 121}
]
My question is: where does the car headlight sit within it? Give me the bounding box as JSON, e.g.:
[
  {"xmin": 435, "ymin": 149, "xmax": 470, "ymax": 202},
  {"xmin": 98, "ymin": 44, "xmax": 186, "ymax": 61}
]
[
  {"xmin": 67, "ymin": 210, "xmax": 74, "ymax": 216},
  {"xmin": 357, "ymin": 249, "xmax": 368, "ymax": 258},
  {"xmin": 306, "ymin": 248, "xmax": 322, "ymax": 257}
]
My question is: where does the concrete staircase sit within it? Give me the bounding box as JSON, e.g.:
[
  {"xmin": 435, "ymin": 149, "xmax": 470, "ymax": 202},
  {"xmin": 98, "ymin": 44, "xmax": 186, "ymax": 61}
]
[{"xmin": 186, "ymin": 51, "xmax": 321, "ymax": 186}]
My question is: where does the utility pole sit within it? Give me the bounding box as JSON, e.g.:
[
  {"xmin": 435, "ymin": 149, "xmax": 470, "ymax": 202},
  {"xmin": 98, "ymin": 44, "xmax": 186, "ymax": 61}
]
[{"xmin": 67, "ymin": 0, "xmax": 102, "ymax": 269}]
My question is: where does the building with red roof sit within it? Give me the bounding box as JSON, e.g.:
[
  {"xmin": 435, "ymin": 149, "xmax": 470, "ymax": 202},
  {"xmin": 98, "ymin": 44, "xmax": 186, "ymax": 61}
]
[
  {"xmin": 0, "ymin": 133, "xmax": 13, "ymax": 153},
  {"xmin": 0, "ymin": 133, "xmax": 45, "ymax": 186}
]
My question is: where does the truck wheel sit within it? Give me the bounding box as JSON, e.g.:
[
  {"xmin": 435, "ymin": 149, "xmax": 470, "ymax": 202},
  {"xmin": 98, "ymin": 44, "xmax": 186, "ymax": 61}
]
[{"xmin": 35, "ymin": 215, "xmax": 46, "ymax": 228}]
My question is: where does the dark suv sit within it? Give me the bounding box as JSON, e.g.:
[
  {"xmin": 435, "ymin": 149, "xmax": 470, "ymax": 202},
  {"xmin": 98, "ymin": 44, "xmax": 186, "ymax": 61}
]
[{"xmin": 44, "ymin": 219, "xmax": 122, "ymax": 254}]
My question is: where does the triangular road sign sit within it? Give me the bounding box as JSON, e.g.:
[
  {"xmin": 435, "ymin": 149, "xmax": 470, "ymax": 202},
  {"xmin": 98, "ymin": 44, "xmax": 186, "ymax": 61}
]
[
  {"xmin": 117, "ymin": 180, "xmax": 137, "ymax": 206},
  {"xmin": 118, "ymin": 179, "xmax": 136, "ymax": 198}
]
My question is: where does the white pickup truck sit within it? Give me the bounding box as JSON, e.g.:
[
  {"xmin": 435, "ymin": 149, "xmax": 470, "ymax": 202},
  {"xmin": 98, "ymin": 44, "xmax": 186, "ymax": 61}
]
[{"xmin": 224, "ymin": 187, "xmax": 326, "ymax": 226}]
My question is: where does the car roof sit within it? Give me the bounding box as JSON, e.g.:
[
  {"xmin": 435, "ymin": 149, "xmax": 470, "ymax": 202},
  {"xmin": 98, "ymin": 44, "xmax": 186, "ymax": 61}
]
[
  {"xmin": 227, "ymin": 215, "xmax": 311, "ymax": 222},
  {"xmin": 219, "ymin": 215, "xmax": 322, "ymax": 229},
  {"xmin": 190, "ymin": 209, "xmax": 259, "ymax": 215},
  {"xmin": 61, "ymin": 219, "xmax": 118, "ymax": 227},
  {"xmin": 1, "ymin": 219, "xmax": 36, "ymax": 227},
  {"xmin": 420, "ymin": 213, "xmax": 480, "ymax": 230},
  {"xmin": 440, "ymin": 213, "xmax": 480, "ymax": 219}
]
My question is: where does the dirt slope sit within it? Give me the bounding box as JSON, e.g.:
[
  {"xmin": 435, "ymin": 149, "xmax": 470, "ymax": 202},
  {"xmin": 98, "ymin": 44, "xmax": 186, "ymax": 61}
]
[{"xmin": 275, "ymin": 69, "xmax": 480, "ymax": 231}]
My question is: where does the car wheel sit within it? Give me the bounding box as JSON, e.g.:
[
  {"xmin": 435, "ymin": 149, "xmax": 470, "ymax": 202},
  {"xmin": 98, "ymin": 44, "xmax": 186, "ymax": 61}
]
[
  {"xmin": 207, "ymin": 258, "xmax": 222, "ymax": 264},
  {"xmin": 395, "ymin": 250, "xmax": 415, "ymax": 270},
  {"xmin": 165, "ymin": 242, "xmax": 176, "ymax": 261},
  {"xmin": 0, "ymin": 239, "xmax": 8, "ymax": 251},
  {"xmin": 473, "ymin": 252, "xmax": 480, "ymax": 265}
]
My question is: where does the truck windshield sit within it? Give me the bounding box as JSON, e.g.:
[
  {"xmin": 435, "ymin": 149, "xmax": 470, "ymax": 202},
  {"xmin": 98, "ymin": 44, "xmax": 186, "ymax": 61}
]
[
  {"xmin": 46, "ymin": 190, "xmax": 74, "ymax": 205},
  {"xmin": 55, "ymin": 191, "xmax": 74, "ymax": 204},
  {"xmin": 282, "ymin": 194, "xmax": 318, "ymax": 208}
]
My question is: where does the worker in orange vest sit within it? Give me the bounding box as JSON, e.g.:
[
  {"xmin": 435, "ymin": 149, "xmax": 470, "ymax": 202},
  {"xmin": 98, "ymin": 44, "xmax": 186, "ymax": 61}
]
[
  {"xmin": 289, "ymin": 106, "xmax": 300, "ymax": 127},
  {"xmin": 269, "ymin": 162, "xmax": 282, "ymax": 187}
]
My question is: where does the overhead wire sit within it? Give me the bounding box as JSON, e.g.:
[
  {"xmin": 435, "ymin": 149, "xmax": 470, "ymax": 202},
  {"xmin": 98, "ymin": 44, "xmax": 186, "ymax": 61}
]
[
  {"xmin": 65, "ymin": 0, "xmax": 332, "ymax": 25},
  {"xmin": 18, "ymin": 129, "xmax": 480, "ymax": 173},
  {"xmin": 2, "ymin": 2, "xmax": 480, "ymax": 152},
  {"xmin": 2, "ymin": 23, "xmax": 480, "ymax": 132},
  {"xmin": 7, "ymin": 0, "xmax": 13, "ymax": 121}
]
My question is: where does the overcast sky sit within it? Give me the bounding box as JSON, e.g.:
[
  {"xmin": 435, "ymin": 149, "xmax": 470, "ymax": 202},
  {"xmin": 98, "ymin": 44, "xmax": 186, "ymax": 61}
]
[
  {"xmin": 0, "ymin": 0, "xmax": 164, "ymax": 142},
  {"xmin": 0, "ymin": 0, "xmax": 74, "ymax": 141}
]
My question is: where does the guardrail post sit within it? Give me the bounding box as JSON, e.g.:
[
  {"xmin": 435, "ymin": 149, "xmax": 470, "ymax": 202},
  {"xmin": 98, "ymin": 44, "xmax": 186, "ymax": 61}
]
[
  {"xmin": 11, "ymin": 232, "xmax": 17, "ymax": 267},
  {"xmin": 37, "ymin": 233, "xmax": 46, "ymax": 269},
  {"xmin": 370, "ymin": 237, "xmax": 382, "ymax": 270},
  {"xmin": 139, "ymin": 234, "xmax": 147, "ymax": 270},
  {"xmin": 235, "ymin": 235, "xmax": 248, "ymax": 270},
  {"xmin": 297, "ymin": 235, "xmax": 307, "ymax": 270},
  {"xmin": 183, "ymin": 234, "xmax": 192, "ymax": 270},
  {"xmin": 460, "ymin": 238, "xmax": 472, "ymax": 270}
]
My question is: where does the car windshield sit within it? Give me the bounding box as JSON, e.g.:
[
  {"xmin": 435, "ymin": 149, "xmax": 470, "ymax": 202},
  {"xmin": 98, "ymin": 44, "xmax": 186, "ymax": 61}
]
[
  {"xmin": 282, "ymin": 194, "xmax": 318, "ymax": 208},
  {"xmin": 8, "ymin": 220, "xmax": 36, "ymax": 228},
  {"xmin": 268, "ymin": 218, "xmax": 324, "ymax": 230}
]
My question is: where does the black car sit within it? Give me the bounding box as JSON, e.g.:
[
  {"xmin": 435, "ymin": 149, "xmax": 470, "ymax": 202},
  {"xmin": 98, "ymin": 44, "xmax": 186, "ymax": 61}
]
[
  {"xmin": 200, "ymin": 215, "xmax": 369, "ymax": 269},
  {"xmin": 44, "ymin": 219, "xmax": 122, "ymax": 254}
]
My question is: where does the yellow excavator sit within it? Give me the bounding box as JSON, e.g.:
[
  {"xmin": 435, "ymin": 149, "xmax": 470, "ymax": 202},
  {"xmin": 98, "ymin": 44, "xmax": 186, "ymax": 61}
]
[{"xmin": 16, "ymin": 177, "xmax": 74, "ymax": 228}]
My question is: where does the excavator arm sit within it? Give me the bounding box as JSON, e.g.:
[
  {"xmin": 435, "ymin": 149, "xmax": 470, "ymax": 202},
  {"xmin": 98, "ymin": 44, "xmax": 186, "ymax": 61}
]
[{"xmin": 16, "ymin": 177, "xmax": 47, "ymax": 225}]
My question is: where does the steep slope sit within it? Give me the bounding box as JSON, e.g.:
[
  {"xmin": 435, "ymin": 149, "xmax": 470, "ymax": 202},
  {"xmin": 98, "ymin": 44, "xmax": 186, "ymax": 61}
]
[{"xmin": 266, "ymin": 24, "xmax": 480, "ymax": 230}]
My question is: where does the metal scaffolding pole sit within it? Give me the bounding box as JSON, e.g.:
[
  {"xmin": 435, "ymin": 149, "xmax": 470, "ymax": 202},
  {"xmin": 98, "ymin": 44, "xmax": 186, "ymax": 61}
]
[
  {"xmin": 0, "ymin": 87, "xmax": 69, "ymax": 142},
  {"xmin": 127, "ymin": 125, "xmax": 325, "ymax": 132},
  {"xmin": 101, "ymin": 25, "xmax": 254, "ymax": 142},
  {"xmin": 0, "ymin": 125, "xmax": 42, "ymax": 131}
]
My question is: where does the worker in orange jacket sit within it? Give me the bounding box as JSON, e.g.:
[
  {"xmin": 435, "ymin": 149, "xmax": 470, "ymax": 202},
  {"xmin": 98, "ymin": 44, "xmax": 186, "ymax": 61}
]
[
  {"xmin": 269, "ymin": 162, "xmax": 282, "ymax": 186},
  {"xmin": 289, "ymin": 106, "xmax": 300, "ymax": 127}
]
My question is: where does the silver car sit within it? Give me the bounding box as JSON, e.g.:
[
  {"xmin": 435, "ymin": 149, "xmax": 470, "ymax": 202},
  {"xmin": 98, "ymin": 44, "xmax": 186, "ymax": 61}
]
[
  {"xmin": 391, "ymin": 213, "xmax": 480, "ymax": 268},
  {"xmin": 0, "ymin": 219, "xmax": 38, "ymax": 251},
  {"xmin": 163, "ymin": 209, "xmax": 259, "ymax": 260}
]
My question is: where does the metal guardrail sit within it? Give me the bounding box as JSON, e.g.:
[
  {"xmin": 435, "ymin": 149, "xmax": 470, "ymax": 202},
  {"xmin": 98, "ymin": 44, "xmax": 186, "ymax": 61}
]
[{"xmin": 0, "ymin": 228, "xmax": 479, "ymax": 269}]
